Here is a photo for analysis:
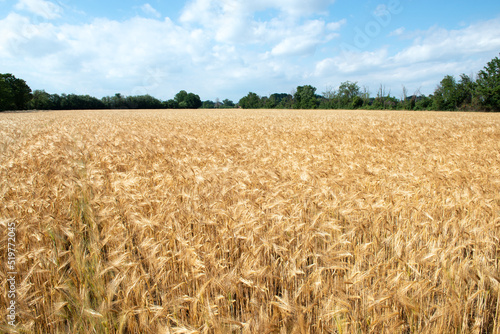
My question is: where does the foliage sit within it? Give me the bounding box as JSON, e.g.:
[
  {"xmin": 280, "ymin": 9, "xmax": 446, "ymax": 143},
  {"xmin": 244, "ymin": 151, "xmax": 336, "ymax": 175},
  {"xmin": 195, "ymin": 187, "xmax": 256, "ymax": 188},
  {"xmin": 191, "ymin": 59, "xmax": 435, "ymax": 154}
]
[
  {"xmin": 351, "ymin": 95, "xmax": 363, "ymax": 109},
  {"xmin": 60, "ymin": 94, "xmax": 106, "ymax": 110},
  {"xmin": 0, "ymin": 73, "xmax": 32, "ymax": 111},
  {"xmin": 293, "ymin": 85, "xmax": 318, "ymax": 109},
  {"xmin": 0, "ymin": 76, "xmax": 13, "ymax": 111},
  {"xmin": 266, "ymin": 93, "xmax": 293, "ymax": 109},
  {"xmin": 163, "ymin": 99, "xmax": 179, "ymax": 109},
  {"xmin": 337, "ymin": 81, "xmax": 361, "ymax": 109},
  {"xmin": 432, "ymin": 75, "xmax": 460, "ymax": 111},
  {"xmin": 414, "ymin": 95, "xmax": 432, "ymax": 111},
  {"xmin": 202, "ymin": 100, "xmax": 215, "ymax": 109},
  {"xmin": 320, "ymin": 87, "xmax": 337, "ymax": 109},
  {"xmin": 101, "ymin": 93, "xmax": 163, "ymax": 109},
  {"xmin": 29, "ymin": 90, "xmax": 52, "ymax": 110},
  {"xmin": 456, "ymin": 74, "xmax": 477, "ymax": 110},
  {"xmin": 174, "ymin": 90, "xmax": 202, "ymax": 109},
  {"xmin": 238, "ymin": 92, "xmax": 262, "ymax": 109},
  {"xmin": 371, "ymin": 84, "xmax": 391, "ymax": 110},
  {"xmin": 476, "ymin": 54, "xmax": 500, "ymax": 111},
  {"xmin": 222, "ymin": 99, "xmax": 235, "ymax": 108},
  {"xmin": 131, "ymin": 95, "xmax": 163, "ymax": 109}
]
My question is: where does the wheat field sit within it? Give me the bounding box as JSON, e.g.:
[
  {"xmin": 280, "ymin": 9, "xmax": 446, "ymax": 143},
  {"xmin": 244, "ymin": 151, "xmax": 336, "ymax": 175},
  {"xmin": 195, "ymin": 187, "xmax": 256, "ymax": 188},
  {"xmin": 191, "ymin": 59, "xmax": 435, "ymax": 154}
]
[{"xmin": 0, "ymin": 109, "xmax": 499, "ymax": 333}]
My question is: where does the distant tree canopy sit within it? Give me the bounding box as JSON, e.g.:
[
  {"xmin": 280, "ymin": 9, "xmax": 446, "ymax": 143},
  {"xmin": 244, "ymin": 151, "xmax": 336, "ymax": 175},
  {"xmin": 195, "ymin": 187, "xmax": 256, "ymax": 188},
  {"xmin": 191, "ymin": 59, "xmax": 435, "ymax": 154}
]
[
  {"xmin": 0, "ymin": 73, "xmax": 32, "ymax": 111},
  {"xmin": 3, "ymin": 88, "xmax": 202, "ymax": 111},
  {"xmin": 222, "ymin": 99, "xmax": 235, "ymax": 108},
  {"xmin": 236, "ymin": 54, "xmax": 500, "ymax": 112},
  {"xmin": 476, "ymin": 55, "xmax": 500, "ymax": 111},
  {"xmin": 202, "ymin": 100, "xmax": 215, "ymax": 109},
  {"xmin": 1, "ymin": 54, "xmax": 499, "ymax": 112},
  {"xmin": 265, "ymin": 93, "xmax": 293, "ymax": 109},
  {"xmin": 293, "ymin": 85, "xmax": 319, "ymax": 109},
  {"xmin": 338, "ymin": 81, "xmax": 361, "ymax": 108},
  {"xmin": 102, "ymin": 93, "xmax": 163, "ymax": 109},
  {"xmin": 238, "ymin": 92, "xmax": 262, "ymax": 109},
  {"xmin": 174, "ymin": 90, "xmax": 202, "ymax": 109}
]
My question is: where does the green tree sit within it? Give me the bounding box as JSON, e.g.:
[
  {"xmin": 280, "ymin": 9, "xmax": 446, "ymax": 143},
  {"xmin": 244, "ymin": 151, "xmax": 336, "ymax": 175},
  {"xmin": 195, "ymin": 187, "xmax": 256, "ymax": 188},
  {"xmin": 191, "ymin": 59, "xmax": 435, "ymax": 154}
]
[
  {"xmin": 476, "ymin": 54, "xmax": 500, "ymax": 111},
  {"xmin": 0, "ymin": 76, "xmax": 14, "ymax": 111},
  {"xmin": 372, "ymin": 84, "xmax": 389, "ymax": 110},
  {"xmin": 48, "ymin": 93, "xmax": 62, "ymax": 110},
  {"xmin": 264, "ymin": 95, "xmax": 277, "ymax": 108},
  {"xmin": 126, "ymin": 95, "xmax": 163, "ymax": 109},
  {"xmin": 361, "ymin": 86, "xmax": 371, "ymax": 108},
  {"xmin": 278, "ymin": 94, "xmax": 294, "ymax": 109},
  {"xmin": 293, "ymin": 85, "xmax": 318, "ymax": 109},
  {"xmin": 238, "ymin": 92, "xmax": 262, "ymax": 109},
  {"xmin": 202, "ymin": 100, "xmax": 215, "ymax": 109},
  {"xmin": 414, "ymin": 95, "xmax": 432, "ymax": 111},
  {"xmin": 163, "ymin": 99, "xmax": 179, "ymax": 109},
  {"xmin": 104, "ymin": 93, "xmax": 127, "ymax": 109},
  {"xmin": 385, "ymin": 96, "xmax": 399, "ymax": 110},
  {"xmin": 432, "ymin": 75, "xmax": 459, "ymax": 111},
  {"xmin": 222, "ymin": 99, "xmax": 235, "ymax": 108},
  {"xmin": 0, "ymin": 73, "xmax": 32, "ymax": 111},
  {"xmin": 320, "ymin": 86, "xmax": 336, "ymax": 109},
  {"xmin": 456, "ymin": 74, "xmax": 476, "ymax": 110},
  {"xmin": 185, "ymin": 93, "xmax": 202, "ymax": 109},
  {"xmin": 10, "ymin": 75, "xmax": 32, "ymax": 110},
  {"xmin": 174, "ymin": 90, "xmax": 188, "ymax": 105},
  {"xmin": 174, "ymin": 90, "xmax": 202, "ymax": 109},
  {"xmin": 29, "ymin": 90, "xmax": 52, "ymax": 110},
  {"xmin": 265, "ymin": 93, "xmax": 292, "ymax": 109},
  {"xmin": 338, "ymin": 81, "xmax": 360, "ymax": 109},
  {"xmin": 61, "ymin": 94, "xmax": 106, "ymax": 109},
  {"xmin": 408, "ymin": 95, "xmax": 416, "ymax": 110},
  {"xmin": 351, "ymin": 96, "xmax": 363, "ymax": 109}
]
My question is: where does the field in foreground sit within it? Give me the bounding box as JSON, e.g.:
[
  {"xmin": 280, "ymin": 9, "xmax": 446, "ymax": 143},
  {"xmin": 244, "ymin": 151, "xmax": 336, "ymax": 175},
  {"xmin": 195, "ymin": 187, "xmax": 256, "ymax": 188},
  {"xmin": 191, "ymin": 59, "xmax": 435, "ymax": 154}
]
[{"xmin": 0, "ymin": 109, "xmax": 499, "ymax": 333}]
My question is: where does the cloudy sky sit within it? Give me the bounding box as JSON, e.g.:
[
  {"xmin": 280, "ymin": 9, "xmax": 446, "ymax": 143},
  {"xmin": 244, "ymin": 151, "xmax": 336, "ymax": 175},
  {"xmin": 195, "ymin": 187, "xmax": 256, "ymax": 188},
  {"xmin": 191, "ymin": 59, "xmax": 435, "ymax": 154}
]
[{"xmin": 1, "ymin": 0, "xmax": 500, "ymax": 102}]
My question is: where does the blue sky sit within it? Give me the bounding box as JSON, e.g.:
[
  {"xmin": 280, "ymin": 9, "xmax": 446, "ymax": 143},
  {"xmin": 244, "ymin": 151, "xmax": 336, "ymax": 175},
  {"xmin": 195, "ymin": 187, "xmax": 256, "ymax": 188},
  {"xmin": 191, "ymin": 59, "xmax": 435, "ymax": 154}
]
[{"xmin": 1, "ymin": 0, "xmax": 499, "ymax": 102}]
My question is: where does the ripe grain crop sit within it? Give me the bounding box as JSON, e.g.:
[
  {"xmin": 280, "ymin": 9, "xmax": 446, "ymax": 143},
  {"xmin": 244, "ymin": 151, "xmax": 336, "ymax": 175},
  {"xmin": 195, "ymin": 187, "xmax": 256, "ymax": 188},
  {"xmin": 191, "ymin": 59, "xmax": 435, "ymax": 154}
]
[{"xmin": 0, "ymin": 109, "xmax": 499, "ymax": 333}]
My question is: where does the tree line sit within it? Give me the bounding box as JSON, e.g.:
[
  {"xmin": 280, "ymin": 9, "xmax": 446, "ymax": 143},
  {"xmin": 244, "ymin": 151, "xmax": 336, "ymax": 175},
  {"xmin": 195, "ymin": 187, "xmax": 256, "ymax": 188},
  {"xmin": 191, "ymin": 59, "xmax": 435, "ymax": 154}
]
[
  {"xmin": 239, "ymin": 54, "xmax": 500, "ymax": 112},
  {"xmin": 1, "ymin": 54, "xmax": 499, "ymax": 112}
]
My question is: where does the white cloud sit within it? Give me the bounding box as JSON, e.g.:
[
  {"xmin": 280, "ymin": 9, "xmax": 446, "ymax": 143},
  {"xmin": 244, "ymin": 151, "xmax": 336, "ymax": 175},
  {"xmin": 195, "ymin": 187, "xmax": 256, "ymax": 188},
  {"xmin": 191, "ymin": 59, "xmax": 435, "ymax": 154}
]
[
  {"xmin": 15, "ymin": 0, "xmax": 63, "ymax": 19},
  {"xmin": 264, "ymin": 0, "xmax": 336, "ymax": 17},
  {"xmin": 313, "ymin": 17, "xmax": 500, "ymax": 95},
  {"xmin": 0, "ymin": 0, "xmax": 345, "ymax": 99},
  {"xmin": 0, "ymin": 12, "xmax": 63, "ymax": 58},
  {"xmin": 179, "ymin": 0, "xmax": 339, "ymax": 45},
  {"xmin": 0, "ymin": 13, "xmax": 216, "ymax": 97},
  {"xmin": 315, "ymin": 48, "xmax": 389, "ymax": 75},
  {"xmin": 141, "ymin": 4, "xmax": 161, "ymax": 18},
  {"xmin": 180, "ymin": 0, "xmax": 336, "ymax": 24},
  {"xmin": 392, "ymin": 19, "xmax": 500, "ymax": 64},
  {"xmin": 1, "ymin": 0, "xmax": 498, "ymax": 102},
  {"xmin": 270, "ymin": 20, "xmax": 339, "ymax": 56},
  {"xmin": 0, "ymin": 10, "xmax": 304, "ymax": 100},
  {"xmin": 271, "ymin": 37, "xmax": 317, "ymax": 56},
  {"xmin": 327, "ymin": 19, "xmax": 346, "ymax": 31},
  {"xmin": 180, "ymin": 0, "xmax": 251, "ymax": 44},
  {"xmin": 389, "ymin": 27, "xmax": 405, "ymax": 37}
]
